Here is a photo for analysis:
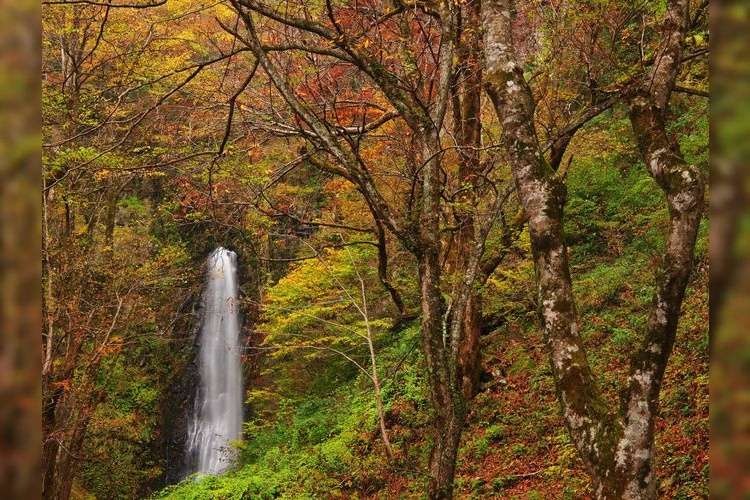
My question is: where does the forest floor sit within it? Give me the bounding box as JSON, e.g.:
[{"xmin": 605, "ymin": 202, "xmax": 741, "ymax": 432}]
[{"xmin": 371, "ymin": 268, "xmax": 708, "ymax": 499}]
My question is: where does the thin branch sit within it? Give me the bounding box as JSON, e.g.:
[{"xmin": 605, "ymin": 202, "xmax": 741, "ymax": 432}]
[
  {"xmin": 217, "ymin": 59, "xmax": 260, "ymax": 155},
  {"xmin": 44, "ymin": 48, "xmax": 252, "ymax": 148},
  {"xmin": 256, "ymin": 239, "xmax": 378, "ymax": 263},
  {"xmin": 246, "ymin": 343, "xmax": 373, "ymax": 381},
  {"xmin": 44, "ymin": 64, "xmax": 206, "ymax": 191},
  {"xmin": 249, "ymin": 299, "xmax": 368, "ymax": 341},
  {"xmin": 541, "ymin": 96, "xmax": 621, "ymax": 154},
  {"xmin": 90, "ymin": 293, "xmax": 125, "ymax": 364},
  {"xmin": 43, "ymin": 0, "xmax": 166, "ymax": 8},
  {"xmin": 237, "ymin": 0, "xmax": 337, "ymax": 40},
  {"xmin": 673, "ymin": 85, "xmax": 708, "ymax": 97},
  {"xmin": 233, "ymin": 1, "xmax": 410, "ymax": 246},
  {"xmin": 262, "ymin": 42, "xmax": 354, "ymax": 62}
]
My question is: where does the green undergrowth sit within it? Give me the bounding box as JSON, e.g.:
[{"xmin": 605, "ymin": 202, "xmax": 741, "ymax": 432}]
[
  {"xmin": 156, "ymin": 245, "xmax": 707, "ymax": 499},
  {"xmin": 154, "ymin": 325, "xmax": 432, "ymax": 499},
  {"xmin": 154, "ymin": 106, "xmax": 707, "ymax": 499}
]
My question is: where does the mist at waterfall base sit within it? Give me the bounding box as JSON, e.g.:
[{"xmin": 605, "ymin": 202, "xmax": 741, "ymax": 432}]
[{"xmin": 186, "ymin": 247, "xmax": 243, "ymax": 476}]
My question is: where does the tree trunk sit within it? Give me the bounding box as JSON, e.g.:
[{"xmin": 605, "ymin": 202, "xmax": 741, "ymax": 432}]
[
  {"xmin": 482, "ymin": 0, "xmax": 703, "ymax": 498},
  {"xmin": 452, "ymin": 0, "xmax": 484, "ymax": 400},
  {"xmin": 420, "ymin": 7, "xmax": 476, "ymax": 495},
  {"xmin": 42, "ymin": 299, "xmax": 88, "ymax": 500},
  {"xmin": 602, "ymin": 76, "xmax": 704, "ymax": 500},
  {"xmin": 602, "ymin": 1, "xmax": 704, "ymax": 493},
  {"xmin": 42, "ymin": 407, "xmax": 60, "ymax": 499},
  {"xmin": 420, "ymin": 245, "xmax": 467, "ymax": 500},
  {"xmin": 428, "ymin": 403, "xmax": 465, "ymax": 499},
  {"xmin": 419, "ymin": 122, "xmax": 464, "ymax": 497},
  {"xmin": 456, "ymin": 295, "xmax": 482, "ymax": 398},
  {"xmin": 483, "ymin": 0, "xmax": 612, "ymax": 463}
]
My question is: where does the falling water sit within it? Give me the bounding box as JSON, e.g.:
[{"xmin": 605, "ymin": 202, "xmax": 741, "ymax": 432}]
[{"xmin": 186, "ymin": 247, "xmax": 243, "ymax": 475}]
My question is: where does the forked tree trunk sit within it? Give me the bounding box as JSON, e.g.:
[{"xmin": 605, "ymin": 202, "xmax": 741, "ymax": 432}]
[{"xmin": 483, "ymin": 0, "xmax": 703, "ymax": 497}]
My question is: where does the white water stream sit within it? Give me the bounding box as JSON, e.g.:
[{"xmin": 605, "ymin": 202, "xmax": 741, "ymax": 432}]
[{"xmin": 186, "ymin": 247, "xmax": 243, "ymax": 475}]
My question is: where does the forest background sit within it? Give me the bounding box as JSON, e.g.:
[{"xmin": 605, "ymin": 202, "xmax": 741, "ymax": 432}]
[{"xmin": 2, "ymin": 0, "xmax": 734, "ymax": 498}]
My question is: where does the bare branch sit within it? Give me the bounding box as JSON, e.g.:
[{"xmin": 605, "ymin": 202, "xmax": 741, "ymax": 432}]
[
  {"xmin": 541, "ymin": 96, "xmax": 621, "ymax": 154},
  {"xmin": 673, "ymin": 84, "xmax": 708, "ymax": 97},
  {"xmin": 42, "ymin": 0, "xmax": 166, "ymax": 8},
  {"xmin": 232, "ymin": 1, "xmax": 412, "ymax": 247},
  {"xmin": 217, "ymin": 59, "xmax": 259, "ymax": 155}
]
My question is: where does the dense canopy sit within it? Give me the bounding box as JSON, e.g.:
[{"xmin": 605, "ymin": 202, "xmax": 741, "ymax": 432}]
[{"xmin": 42, "ymin": 0, "xmax": 708, "ymax": 498}]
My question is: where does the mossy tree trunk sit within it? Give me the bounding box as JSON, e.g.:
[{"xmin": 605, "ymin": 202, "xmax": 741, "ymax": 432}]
[{"xmin": 482, "ymin": 0, "xmax": 704, "ymax": 497}]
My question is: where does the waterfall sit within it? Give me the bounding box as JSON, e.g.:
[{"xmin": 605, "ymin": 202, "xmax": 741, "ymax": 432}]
[{"xmin": 186, "ymin": 247, "xmax": 243, "ymax": 475}]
